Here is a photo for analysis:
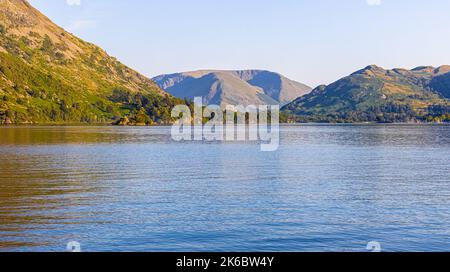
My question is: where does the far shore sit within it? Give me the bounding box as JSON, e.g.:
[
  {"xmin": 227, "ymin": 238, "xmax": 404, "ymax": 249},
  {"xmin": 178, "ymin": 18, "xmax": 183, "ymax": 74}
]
[{"xmin": 0, "ymin": 122, "xmax": 449, "ymax": 127}]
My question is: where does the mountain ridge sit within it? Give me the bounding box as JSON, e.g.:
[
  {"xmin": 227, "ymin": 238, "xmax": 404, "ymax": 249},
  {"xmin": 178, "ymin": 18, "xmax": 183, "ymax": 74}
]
[
  {"xmin": 282, "ymin": 65, "xmax": 450, "ymax": 123},
  {"xmin": 153, "ymin": 69, "xmax": 312, "ymax": 107}
]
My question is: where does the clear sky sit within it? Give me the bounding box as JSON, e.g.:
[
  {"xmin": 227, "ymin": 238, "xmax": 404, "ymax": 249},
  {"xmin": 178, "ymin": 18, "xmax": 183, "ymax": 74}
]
[{"xmin": 28, "ymin": 0, "xmax": 450, "ymax": 87}]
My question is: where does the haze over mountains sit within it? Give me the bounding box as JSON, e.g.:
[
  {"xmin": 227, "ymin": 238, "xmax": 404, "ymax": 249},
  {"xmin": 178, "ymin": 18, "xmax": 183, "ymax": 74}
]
[
  {"xmin": 153, "ymin": 70, "xmax": 312, "ymax": 107},
  {"xmin": 0, "ymin": 0, "xmax": 183, "ymax": 125},
  {"xmin": 283, "ymin": 65, "xmax": 450, "ymax": 123}
]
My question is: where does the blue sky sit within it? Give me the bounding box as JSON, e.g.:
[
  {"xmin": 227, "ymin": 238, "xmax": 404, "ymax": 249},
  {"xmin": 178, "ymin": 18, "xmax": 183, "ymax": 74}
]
[{"xmin": 29, "ymin": 0, "xmax": 450, "ymax": 87}]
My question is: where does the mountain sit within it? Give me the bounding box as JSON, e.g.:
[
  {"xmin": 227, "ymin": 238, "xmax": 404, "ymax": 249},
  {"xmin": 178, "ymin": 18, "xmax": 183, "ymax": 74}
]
[
  {"xmin": 429, "ymin": 66, "xmax": 450, "ymax": 99},
  {"xmin": 282, "ymin": 65, "xmax": 450, "ymax": 123},
  {"xmin": 153, "ymin": 70, "xmax": 312, "ymax": 107},
  {"xmin": 0, "ymin": 0, "xmax": 184, "ymax": 125}
]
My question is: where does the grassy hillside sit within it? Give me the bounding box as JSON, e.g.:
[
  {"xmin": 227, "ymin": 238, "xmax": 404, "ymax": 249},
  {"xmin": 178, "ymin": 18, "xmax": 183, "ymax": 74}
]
[
  {"xmin": 283, "ymin": 65, "xmax": 450, "ymax": 123},
  {"xmin": 0, "ymin": 0, "xmax": 185, "ymax": 125}
]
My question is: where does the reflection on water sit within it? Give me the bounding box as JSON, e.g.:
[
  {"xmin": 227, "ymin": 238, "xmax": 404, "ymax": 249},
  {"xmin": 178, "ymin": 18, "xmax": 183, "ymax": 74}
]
[{"xmin": 0, "ymin": 125, "xmax": 449, "ymax": 252}]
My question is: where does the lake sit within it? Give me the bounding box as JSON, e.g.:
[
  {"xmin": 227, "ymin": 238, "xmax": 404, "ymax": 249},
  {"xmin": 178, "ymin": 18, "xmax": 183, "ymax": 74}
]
[{"xmin": 0, "ymin": 125, "xmax": 449, "ymax": 252}]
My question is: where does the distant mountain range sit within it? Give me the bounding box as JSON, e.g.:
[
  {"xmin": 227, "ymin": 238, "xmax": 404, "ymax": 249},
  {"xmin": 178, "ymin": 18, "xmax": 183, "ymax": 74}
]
[
  {"xmin": 0, "ymin": 0, "xmax": 184, "ymax": 125},
  {"xmin": 282, "ymin": 65, "xmax": 450, "ymax": 123},
  {"xmin": 153, "ymin": 70, "xmax": 312, "ymax": 106}
]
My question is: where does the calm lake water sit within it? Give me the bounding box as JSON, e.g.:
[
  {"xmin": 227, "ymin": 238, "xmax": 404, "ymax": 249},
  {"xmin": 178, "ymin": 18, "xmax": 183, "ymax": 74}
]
[{"xmin": 0, "ymin": 125, "xmax": 449, "ymax": 252}]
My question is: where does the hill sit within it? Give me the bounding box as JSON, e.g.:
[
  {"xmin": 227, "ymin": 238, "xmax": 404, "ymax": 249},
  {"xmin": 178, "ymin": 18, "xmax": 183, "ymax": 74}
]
[
  {"xmin": 153, "ymin": 70, "xmax": 311, "ymax": 107},
  {"xmin": 0, "ymin": 0, "xmax": 184, "ymax": 125},
  {"xmin": 282, "ymin": 65, "xmax": 450, "ymax": 123}
]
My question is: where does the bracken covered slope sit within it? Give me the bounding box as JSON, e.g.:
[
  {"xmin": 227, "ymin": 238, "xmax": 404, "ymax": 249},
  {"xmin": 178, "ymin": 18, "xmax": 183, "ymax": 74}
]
[{"xmin": 0, "ymin": 0, "xmax": 184, "ymax": 125}]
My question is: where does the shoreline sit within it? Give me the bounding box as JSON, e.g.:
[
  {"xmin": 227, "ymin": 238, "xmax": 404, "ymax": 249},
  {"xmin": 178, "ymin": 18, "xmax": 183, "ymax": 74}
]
[{"xmin": 0, "ymin": 122, "xmax": 449, "ymax": 127}]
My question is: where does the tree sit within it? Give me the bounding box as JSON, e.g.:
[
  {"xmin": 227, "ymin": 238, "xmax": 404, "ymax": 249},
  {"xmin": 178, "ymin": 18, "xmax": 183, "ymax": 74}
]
[{"xmin": 131, "ymin": 108, "xmax": 151, "ymax": 124}]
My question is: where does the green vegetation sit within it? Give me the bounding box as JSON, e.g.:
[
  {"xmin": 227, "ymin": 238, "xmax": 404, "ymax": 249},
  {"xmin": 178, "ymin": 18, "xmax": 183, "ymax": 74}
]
[
  {"xmin": 0, "ymin": 0, "xmax": 187, "ymax": 125},
  {"xmin": 2, "ymin": 2, "xmax": 449, "ymax": 125},
  {"xmin": 0, "ymin": 51, "xmax": 186, "ymax": 125},
  {"xmin": 0, "ymin": 50, "xmax": 184, "ymax": 124},
  {"xmin": 424, "ymin": 105, "xmax": 450, "ymax": 123},
  {"xmin": 282, "ymin": 66, "xmax": 450, "ymax": 123}
]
